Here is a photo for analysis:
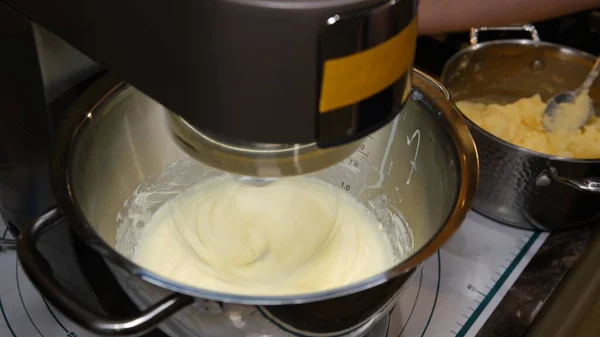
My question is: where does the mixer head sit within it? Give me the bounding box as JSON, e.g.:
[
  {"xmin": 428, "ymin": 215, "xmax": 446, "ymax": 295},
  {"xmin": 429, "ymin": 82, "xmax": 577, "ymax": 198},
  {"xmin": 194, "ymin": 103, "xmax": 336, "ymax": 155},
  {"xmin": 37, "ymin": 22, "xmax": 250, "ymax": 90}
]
[
  {"xmin": 6, "ymin": 0, "xmax": 416, "ymax": 178},
  {"xmin": 169, "ymin": 113, "xmax": 363, "ymax": 179},
  {"xmin": 165, "ymin": 0, "xmax": 418, "ymax": 178}
]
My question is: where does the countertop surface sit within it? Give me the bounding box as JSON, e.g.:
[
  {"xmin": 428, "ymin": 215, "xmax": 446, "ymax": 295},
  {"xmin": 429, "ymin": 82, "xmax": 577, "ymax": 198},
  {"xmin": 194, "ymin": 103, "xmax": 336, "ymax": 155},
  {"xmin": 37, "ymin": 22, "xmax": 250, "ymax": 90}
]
[{"xmin": 476, "ymin": 225, "xmax": 600, "ymax": 337}]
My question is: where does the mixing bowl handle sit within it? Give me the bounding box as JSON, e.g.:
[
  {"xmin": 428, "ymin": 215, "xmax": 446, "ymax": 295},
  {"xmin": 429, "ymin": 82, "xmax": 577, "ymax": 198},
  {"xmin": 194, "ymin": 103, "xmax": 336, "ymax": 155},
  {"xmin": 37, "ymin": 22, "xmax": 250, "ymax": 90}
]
[
  {"xmin": 17, "ymin": 207, "xmax": 195, "ymax": 337},
  {"xmin": 469, "ymin": 24, "xmax": 540, "ymax": 45},
  {"xmin": 538, "ymin": 167, "xmax": 600, "ymax": 194}
]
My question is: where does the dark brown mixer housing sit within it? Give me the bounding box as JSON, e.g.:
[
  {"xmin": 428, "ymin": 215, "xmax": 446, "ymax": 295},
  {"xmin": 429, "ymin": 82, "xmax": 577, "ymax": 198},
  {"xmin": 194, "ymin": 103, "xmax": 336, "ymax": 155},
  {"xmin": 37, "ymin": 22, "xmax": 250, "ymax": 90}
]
[{"xmin": 6, "ymin": 0, "xmax": 417, "ymax": 176}]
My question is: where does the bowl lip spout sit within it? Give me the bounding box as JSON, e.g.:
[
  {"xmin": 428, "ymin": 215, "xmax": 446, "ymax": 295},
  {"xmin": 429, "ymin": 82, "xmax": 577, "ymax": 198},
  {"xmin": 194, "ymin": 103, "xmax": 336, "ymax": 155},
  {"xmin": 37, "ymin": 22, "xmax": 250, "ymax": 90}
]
[{"xmin": 48, "ymin": 69, "xmax": 478, "ymax": 305}]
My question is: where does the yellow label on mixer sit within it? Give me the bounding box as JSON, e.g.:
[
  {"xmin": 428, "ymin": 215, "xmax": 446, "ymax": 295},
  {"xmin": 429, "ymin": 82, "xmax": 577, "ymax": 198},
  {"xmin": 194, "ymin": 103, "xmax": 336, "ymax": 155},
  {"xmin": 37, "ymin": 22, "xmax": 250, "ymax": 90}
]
[{"xmin": 319, "ymin": 20, "xmax": 417, "ymax": 113}]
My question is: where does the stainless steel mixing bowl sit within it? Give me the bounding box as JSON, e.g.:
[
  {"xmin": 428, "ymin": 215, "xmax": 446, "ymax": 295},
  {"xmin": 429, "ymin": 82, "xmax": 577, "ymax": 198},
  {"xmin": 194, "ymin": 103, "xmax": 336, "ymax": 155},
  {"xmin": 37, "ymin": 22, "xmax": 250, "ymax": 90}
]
[
  {"xmin": 18, "ymin": 70, "xmax": 478, "ymax": 336},
  {"xmin": 442, "ymin": 25, "xmax": 600, "ymax": 231}
]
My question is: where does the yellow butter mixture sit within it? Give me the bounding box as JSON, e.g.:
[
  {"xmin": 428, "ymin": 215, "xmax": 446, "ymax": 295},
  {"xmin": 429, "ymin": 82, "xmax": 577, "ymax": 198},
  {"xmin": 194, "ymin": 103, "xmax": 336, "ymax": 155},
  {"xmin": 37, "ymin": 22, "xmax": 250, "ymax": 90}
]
[
  {"xmin": 456, "ymin": 94, "xmax": 600, "ymax": 158},
  {"xmin": 132, "ymin": 176, "xmax": 397, "ymax": 296}
]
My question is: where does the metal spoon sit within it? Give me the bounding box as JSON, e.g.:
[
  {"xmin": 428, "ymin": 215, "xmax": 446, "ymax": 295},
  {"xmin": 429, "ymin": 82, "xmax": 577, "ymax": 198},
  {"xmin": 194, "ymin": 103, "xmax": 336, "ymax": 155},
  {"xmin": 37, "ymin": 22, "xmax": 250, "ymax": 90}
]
[{"xmin": 543, "ymin": 56, "xmax": 600, "ymax": 131}]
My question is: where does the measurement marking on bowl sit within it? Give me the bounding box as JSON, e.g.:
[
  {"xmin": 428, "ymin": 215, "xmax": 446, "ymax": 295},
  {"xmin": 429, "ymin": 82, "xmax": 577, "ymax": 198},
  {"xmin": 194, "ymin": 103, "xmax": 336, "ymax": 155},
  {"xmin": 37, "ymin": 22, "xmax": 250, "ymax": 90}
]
[
  {"xmin": 346, "ymin": 159, "xmax": 360, "ymax": 168},
  {"xmin": 406, "ymin": 129, "xmax": 421, "ymax": 185},
  {"xmin": 358, "ymin": 142, "xmax": 369, "ymax": 157},
  {"xmin": 363, "ymin": 116, "xmax": 399, "ymax": 193}
]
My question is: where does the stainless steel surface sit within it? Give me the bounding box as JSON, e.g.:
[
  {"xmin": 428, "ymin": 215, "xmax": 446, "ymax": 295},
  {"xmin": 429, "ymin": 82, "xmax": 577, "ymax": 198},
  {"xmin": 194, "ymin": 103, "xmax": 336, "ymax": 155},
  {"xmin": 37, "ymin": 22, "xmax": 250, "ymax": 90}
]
[
  {"xmin": 581, "ymin": 56, "xmax": 600, "ymax": 96},
  {"xmin": 6, "ymin": 0, "xmax": 416, "ymax": 147},
  {"xmin": 544, "ymin": 167, "xmax": 600, "ymax": 193},
  {"xmin": 17, "ymin": 70, "xmax": 477, "ymax": 336},
  {"xmin": 365, "ymin": 314, "xmax": 389, "ymax": 337},
  {"xmin": 543, "ymin": 56, "xmax": 600, "ymax": 130},
  {"xmin": 469, "ymin": 24, "xmax": 541, "ymax": 45},
  {"xmin": 442, "ymin": 26, "xmax": 600, "ymax": 231},
  {"xmin": 168, "ymin": 112, "xmax": 363, "ymax": 178}
]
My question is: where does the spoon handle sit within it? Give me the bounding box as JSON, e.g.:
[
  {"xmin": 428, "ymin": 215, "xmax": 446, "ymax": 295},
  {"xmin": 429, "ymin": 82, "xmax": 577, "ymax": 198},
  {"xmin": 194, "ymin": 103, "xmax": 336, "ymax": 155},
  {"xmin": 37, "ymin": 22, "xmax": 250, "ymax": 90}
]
[{"xmin": 582, "ymin": 56, "xmax": 600, "ymax": 92}]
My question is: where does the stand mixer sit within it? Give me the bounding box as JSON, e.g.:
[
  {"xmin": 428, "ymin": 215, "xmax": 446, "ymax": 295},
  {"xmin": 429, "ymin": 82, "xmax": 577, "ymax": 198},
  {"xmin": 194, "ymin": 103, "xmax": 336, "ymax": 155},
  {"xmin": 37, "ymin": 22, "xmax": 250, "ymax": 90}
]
[{"xmin": 4, "ymin": 0, "xmax": 418, "ymax": 179}]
